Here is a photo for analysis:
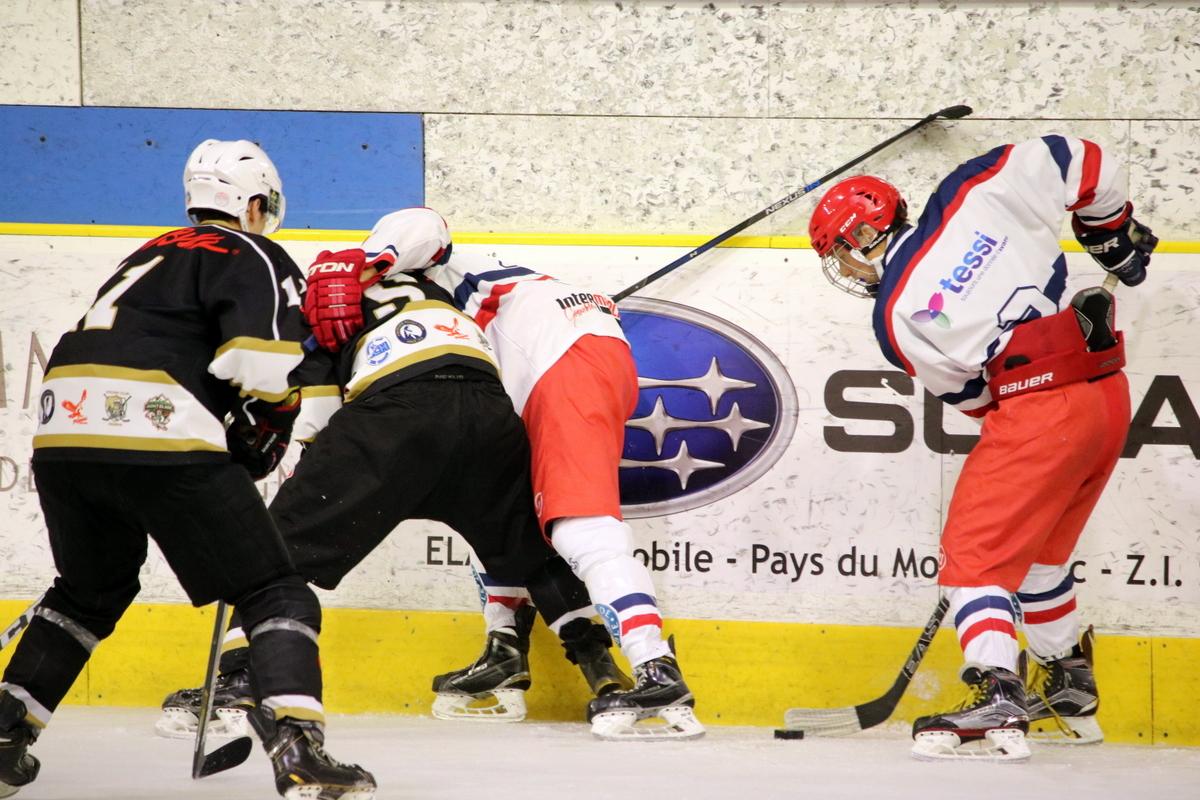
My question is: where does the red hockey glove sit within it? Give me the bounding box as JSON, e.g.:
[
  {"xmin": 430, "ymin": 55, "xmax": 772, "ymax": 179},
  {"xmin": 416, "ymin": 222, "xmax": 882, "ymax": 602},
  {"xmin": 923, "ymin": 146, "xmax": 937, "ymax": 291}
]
[
  {"xmin": 226, "ymin": 389, "xmax": 301, "ymax": 480},
  {"xmin": 1072, "ymin": 202, "xmax": 1157, "ymax": 287},
  {"xmin": 303, "ymin": 248, "xmax": 369, "ymax": 351}
]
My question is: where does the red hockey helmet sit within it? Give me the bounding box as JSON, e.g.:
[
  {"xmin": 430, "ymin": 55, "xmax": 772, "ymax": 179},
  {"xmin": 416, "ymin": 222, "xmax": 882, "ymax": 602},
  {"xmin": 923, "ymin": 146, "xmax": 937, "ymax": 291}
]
[{"xmin": 809, "ymin": 176, "xmax": 907, "ymax": 297}]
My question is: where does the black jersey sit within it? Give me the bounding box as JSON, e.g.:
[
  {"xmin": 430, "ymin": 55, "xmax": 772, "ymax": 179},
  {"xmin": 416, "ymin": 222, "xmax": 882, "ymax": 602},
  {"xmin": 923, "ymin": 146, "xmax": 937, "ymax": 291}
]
[{"xmin": 33, "ymin": 224, "xmax": 307, "ymax": 464}]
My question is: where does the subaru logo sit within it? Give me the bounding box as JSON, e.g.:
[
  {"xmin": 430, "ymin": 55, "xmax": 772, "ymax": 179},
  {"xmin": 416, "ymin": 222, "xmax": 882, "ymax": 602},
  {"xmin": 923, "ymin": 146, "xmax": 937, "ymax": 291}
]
[{"xmin": 619, "ymin": 297, "xmax": 798, "ymax": 518}]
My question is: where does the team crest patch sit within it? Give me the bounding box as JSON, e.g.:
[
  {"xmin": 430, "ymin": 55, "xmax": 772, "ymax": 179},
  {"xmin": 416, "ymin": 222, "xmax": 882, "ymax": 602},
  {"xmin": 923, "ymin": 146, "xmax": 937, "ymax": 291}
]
[
  {"xmin": 365, "ymin": 337, "xmax": 392, "ymax": 366},
  {"xmin": 103, "ymin": 391, "xmax": 131, "ymax": 425},
  {"xmin": 143, "ymin": 394, "xmax": 175, "ymax": 431},
  {"xmin": 39, "ymin": 390, "xmax": 55, "ymax": 424},
  {"xmin": 62, "ymin": 390, "xmax": 88, "ymax": 425},
  {"xmin": 394, "ymin": 320, "xmax": 426, "ymax": 344},
  {"xmin": 596, "ymin": 604, "xmax": 622, "ymax": 644}
]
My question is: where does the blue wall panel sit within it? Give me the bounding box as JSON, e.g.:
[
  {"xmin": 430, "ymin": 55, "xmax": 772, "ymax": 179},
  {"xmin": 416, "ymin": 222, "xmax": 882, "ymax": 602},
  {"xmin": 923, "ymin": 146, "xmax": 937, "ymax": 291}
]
[{"xmin": 0, "ymin": 106, "xmax": 423, "ymax": 229}]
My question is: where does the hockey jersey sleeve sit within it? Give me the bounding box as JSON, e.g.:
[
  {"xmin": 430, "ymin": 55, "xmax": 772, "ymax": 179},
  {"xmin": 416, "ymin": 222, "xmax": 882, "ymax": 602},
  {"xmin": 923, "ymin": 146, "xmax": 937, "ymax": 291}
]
[
  {"xmin": 291, "ymin": 347, "xmax": 343, "ymax": 443},
  {"xmin": 201, "ymin": 231, "xmax": 307, "ymax": 403},
  {"xmin": 1003, "ymin": 135, "xmax": 1130, "ymax": 229}
]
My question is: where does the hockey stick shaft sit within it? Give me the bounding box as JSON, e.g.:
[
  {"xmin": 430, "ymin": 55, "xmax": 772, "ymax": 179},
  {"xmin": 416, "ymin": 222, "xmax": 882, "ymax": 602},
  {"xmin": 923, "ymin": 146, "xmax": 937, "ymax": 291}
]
[
  {"xmin": 192, "ymin": 601, "xmax": 253, "ymax": 778},
  {"xmin": 612, "ymin": 104, "xmax": 973, "ymax": 302},
  {"xmin": 781, "ymin": 595, "xmax": 949, "ymax": 736},
  {"xmin": 0, "ymin": 593, "xmax": 46, "ymax": 652}
]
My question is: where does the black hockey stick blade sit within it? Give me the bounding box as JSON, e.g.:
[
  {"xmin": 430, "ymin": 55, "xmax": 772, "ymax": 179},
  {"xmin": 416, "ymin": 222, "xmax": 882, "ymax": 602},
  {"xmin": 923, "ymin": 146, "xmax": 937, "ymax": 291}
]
[
  {"xmin": 935, "ymin": 104, "xmax": 973, "ymax": 120},
  {"xmin": 779, "ymin": 596, "xmax": 950, "ymax": 738},
  {"xmin": 196, "ymin": 735, "xmax": 253, "ymax": 778}
]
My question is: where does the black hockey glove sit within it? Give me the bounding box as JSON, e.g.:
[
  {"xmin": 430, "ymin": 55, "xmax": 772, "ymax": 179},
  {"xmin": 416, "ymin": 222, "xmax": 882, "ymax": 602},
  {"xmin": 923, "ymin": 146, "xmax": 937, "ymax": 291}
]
[
  {"xmin": 1072, "ymin": 202, "xmax": 1157, "ymax": 287},
  {"xmin": 226, "ymin": 389, "xmax": 301, "ymax": 480}
]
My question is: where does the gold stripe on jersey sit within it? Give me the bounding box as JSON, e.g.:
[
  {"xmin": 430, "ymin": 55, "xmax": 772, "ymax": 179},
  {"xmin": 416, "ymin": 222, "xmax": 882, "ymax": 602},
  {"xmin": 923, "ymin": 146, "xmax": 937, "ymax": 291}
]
[
  {"xmin": 32, "ymin": 434, "xmax": 225, "ymax": 452},
  {"xmin": 44, "ymin": 364, "xmax": 179, "ymax": 384},
  {"xmin": 215, "ymin": 336, "xmax": 305, "ymax": 357},
  {"xmin": 300, "ymin": 384, "xmax": 341, "ymax": 398},
  {"xmin": 209, "ymin": 338, "xmax": 305, "ymax": 403},
  {"xmin": 345, "ymin": 345, "xmax": 498, "ymax": 402}
]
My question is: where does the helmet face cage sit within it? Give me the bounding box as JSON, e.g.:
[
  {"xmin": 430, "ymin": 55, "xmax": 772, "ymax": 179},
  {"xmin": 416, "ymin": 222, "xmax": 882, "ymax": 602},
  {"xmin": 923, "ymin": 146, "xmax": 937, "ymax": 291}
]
[
  {"xmin": 184, "ymin": 139, "xmax": 286, "ymax": 234},
  {"xmin": 809, "ymin": 176, "xmax": 906, "ymax": 298}
]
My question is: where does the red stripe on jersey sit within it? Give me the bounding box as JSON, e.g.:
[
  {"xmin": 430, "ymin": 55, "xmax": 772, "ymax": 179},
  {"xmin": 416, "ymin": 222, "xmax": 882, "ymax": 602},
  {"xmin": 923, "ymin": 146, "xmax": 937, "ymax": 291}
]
[
  {"xmin": 958, "ymin": 617, "xmax": 1017, "ymax": 649},
  {"xmin": 1067, "ymin": 139, "xmax": 1102, "ymax": 211},
  {"xmin": 620, "ymin": 613, "xmax": 663, "ymax": 636},
  {"xmin": 473, "ymin": 275, "xmax": 554, "ymax": 330},
  {"xmin": 486, "ymin": 595, "xmax": 528, "ymax": 610},
  {"xmin": 474, "ymin": 282, "xmax": 521, "ymax": 330},
  {"xmin": 883, "ymin": 146, "xmax": 1014, "ymax": 376},
  {"xmin": 1022, "ymin": 597, "xmax": 1077, "ymax": 625}
]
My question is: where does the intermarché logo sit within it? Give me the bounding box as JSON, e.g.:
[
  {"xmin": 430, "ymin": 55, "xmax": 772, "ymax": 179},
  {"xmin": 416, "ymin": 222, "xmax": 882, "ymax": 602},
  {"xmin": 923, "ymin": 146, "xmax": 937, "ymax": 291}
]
[{"xmin": 618, "ymin": 297, "xmax": 797, "ymax": 519}]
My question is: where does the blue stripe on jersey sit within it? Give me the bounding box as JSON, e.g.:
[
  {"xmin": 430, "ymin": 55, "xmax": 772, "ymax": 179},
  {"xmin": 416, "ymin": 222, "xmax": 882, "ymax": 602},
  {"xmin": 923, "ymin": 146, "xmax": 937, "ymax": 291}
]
[
  {"xmin": 611, "ymin": 593, "xmax": 658, "ymax": 612},
  {"xmin": 1016, "ymin": 572, "xmax": 1074, "ymax": 603},
  {"xmin": 953, "ymin": 594, "xmax": 1014, "ymax": 629},
  {"xmin": 1041, "ymin": 135, "xmax": 1073, "ymax": 182},
  {"xmin": 872, "ymin": 145, "xmax": 1013, "ymax": 370},
  {"xmin": 937, "ymin": 376, "xmax": 988, "ymax": 405},
  {"xmin": 451, "ymin": 265, "xmax": 539, "ymax": 309},
  {"xmin": 1045, "ymin": 252, "xmax": 1068, "ymax": 307}
]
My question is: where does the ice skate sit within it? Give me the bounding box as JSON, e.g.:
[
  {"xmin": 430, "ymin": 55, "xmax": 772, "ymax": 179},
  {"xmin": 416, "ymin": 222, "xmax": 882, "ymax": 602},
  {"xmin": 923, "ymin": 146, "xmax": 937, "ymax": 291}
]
[
  {"xmin": 0, "ymin": 691, "xmax": 39, "ymax": 798},
  {"xmin": 249, "ymin": 708, "xmax": 375, "ymax": 800},
  {"xmin": 155, "ymin": 666, "xmax": 254, "ymax": 739},
  {"xmin": 559, "ymin": 618, "xmax": 633, "ymax": 697},
  {"xmin": 431, "ymin": 605, "xmax": 534, "ymax": 721},
  {"xmin": 911, "ymin": 664, "xmax": 1030, "ymax": 762},
  {"xmin": 586, "ymin": 638, "xmax": 704, "ymax": 740},
  {"xmin": 1021, "ymin": 626, "xmax": 1102, "ymax": 744}
]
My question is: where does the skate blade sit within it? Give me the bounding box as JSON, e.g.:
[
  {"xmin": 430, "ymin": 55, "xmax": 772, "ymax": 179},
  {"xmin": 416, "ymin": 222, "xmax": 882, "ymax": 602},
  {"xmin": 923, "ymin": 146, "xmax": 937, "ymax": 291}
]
[
  {"xmin": 1029, "ymin": 715, "xmax": 1103, "ymax": 745},
  {"xmin": 283, "ymin": 785, "xmax": 375, "ymax": 800},
  {"xmin": 0, "ymin": 781, "xmax": 18, "ymax": 799},
  {"xmin": 590, "ymin": 705, "xmax": 706, "ymax": 741},
  {"xmin": 431, "ymin": 688, "xmax": 527, "ymax": 722},
  {"xmin": 911, "ymin": 728, "xmax": 1031, "ymax": 762},
  {"xmin": 154, "ymin": 707, "xmax": 250, "ymax": 740}
]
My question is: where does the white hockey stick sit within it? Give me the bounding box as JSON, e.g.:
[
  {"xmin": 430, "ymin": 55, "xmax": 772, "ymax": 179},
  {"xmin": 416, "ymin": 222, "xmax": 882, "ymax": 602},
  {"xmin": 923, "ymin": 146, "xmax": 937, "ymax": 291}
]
[
  {"xmin": 0, "ymin": 593, "xmax": 46, "ymax": 652},
  {"xmin": 777, "ymin": 596, "xmax": 949, "ymax": 738}
]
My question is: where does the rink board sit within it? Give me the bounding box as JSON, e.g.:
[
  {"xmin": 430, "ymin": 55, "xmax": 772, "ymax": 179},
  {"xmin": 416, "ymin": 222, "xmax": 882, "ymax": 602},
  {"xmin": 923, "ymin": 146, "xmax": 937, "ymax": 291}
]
[
  {"xmin": 0, "ymin": 230, "xmax": 1196, "ymax": 748},
  {"xmin": 0, "ymin": 600, "xmax": 1195, "ymax": 746}
]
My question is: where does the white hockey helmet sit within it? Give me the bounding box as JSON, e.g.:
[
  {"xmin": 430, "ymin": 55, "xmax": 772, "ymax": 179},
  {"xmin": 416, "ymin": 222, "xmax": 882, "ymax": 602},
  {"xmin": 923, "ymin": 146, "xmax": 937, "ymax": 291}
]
[
  {"xmin": 183, "ymin": 139, "xmax": 286, "ymax": 234},
  {"xmin": 361, "ymin": 207, "xmax": 452, "ymax": 275}
]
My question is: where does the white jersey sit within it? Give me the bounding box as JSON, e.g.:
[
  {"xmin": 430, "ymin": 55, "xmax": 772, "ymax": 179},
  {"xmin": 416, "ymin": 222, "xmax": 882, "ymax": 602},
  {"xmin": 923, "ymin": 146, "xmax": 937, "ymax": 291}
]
[
  {"xmin": 873, "ymin": 135, "xmax": 1130, "ymax": 415},
  {"xmin": 423, "ymin": 252, "xmax": 629, "ymax": 414}
]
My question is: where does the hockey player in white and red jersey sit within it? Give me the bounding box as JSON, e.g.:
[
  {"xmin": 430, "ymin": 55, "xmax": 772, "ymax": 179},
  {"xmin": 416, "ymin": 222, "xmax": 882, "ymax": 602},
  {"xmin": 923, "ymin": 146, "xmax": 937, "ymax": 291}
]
[
  {"xmin": 303, "ymin": 208, "xmax": 704, "ymax": 740},
  {"xmin": 808, "ymin": 134, "xmax": 1157, "ymax": 761}
]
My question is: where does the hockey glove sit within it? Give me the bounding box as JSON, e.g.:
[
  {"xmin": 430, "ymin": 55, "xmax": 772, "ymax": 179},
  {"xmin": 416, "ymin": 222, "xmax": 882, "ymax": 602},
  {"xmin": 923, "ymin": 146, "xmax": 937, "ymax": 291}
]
[
  {"xmin": 1072, "ymin": 203, "xmax": 1157, "ymax": 287},
  {"xmin": 303, "ymin": 248, "xmax": 369, "ymax": 351},
  {"xmin": 226, "ymin": 389, "xmax": 301, "ymax": 480}
]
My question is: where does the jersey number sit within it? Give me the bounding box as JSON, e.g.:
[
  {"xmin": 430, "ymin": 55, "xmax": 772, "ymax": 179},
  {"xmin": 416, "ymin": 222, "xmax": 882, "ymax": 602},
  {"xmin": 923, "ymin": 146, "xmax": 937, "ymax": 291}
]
[
  {"xmin": 366, "ymin": 278, "xmax": 424, "ymax": 320},
  {"xmin": 996, "ymin": 285, "xmax": 1058, "ymax": 331},
  {"xmin": 78, "ymin": 256, "xmax": 164, "ymax": 331}
]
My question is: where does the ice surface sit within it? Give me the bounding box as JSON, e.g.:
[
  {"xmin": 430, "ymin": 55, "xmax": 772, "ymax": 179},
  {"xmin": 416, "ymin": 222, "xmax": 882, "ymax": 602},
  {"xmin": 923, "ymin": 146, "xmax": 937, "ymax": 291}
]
[{"xmin": 14, "ymin": 708, "xmax": 1200, "ymax": 799}]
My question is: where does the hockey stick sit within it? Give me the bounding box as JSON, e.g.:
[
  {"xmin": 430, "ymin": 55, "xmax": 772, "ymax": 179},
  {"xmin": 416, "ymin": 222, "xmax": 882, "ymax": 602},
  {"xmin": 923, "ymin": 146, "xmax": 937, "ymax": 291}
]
[
  {"xmin": 776, "ymin": 595, "xmax": 950, "ymax": 738},
  {"xmin": 0, "ymin": 593, "xmax": 46, "ymax": 652},
  {"xmin": 192, "ymin": 601, "xmax": 253, "ymax": 778},
  {"xmin": 611, "ymin": 104, "xmax": 974, "ymax": 302}
]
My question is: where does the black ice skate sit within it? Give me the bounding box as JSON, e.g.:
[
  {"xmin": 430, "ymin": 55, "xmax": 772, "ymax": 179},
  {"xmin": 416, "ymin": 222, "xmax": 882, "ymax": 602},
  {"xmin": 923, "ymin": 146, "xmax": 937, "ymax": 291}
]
[
  {"xmin": 911, "ymin": 664, "xmax": 1030, "ymax": 761},
  {"xmin": 559, "ymin": 618, "xmax": 633, "ymax": 698},
  {"xmin": 155, "ymin": 666, "xmax": 254, "ymax": 739},
  {"xmin": 586, "ymin": 638, "xmax": 704, "ymax": 740},
  {"xmin": 430, "ymin": 605, "xmax": 534, "ymax": 721},
  {"xmin": 249, "ymin": 708, "xmax": 375, "ymax": 800},
  {"xmin": 1021, "ymin": 626, "xmax": 1102, "ymax": 744},
  {"xmin": 0, "ymin": 690, "xmax": 40, "ymax": 797}
]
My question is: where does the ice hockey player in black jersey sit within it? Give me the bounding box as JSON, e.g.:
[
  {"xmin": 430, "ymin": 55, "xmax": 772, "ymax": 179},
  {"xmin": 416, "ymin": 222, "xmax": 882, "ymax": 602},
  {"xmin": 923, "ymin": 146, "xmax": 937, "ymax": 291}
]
[
  {"xmin": 0, "ymin": 139, "xmax": 374, "ymax": 800},
  {"xmin": 157, "ymin": 246, "xmax": 630, "ymax": 737}
]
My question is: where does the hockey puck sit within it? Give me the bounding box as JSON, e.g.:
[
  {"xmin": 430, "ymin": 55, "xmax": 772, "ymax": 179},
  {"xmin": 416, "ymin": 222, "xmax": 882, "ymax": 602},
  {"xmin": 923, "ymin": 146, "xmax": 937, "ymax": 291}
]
[{"xmin": 774, "ymin": 728, "xmax": 805, "ymax": 740}]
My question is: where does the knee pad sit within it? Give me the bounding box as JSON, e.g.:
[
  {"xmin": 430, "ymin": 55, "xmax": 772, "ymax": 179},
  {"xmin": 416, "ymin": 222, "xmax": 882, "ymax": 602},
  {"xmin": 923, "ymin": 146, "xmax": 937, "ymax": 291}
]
[
  {"xmin": 549, "ymin": 516, "xmax": 633, "ymax": 579},
  {"xmin": 234, "ymin": 574, "xmax": 321, "ymax": 637}
]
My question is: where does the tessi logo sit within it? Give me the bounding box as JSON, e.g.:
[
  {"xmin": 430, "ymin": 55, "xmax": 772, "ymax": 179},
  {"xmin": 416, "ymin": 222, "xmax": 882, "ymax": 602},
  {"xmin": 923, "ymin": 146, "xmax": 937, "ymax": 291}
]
[{"xmin": 910, "ymin": 230, "xmax": 998, "ymax": 328}]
